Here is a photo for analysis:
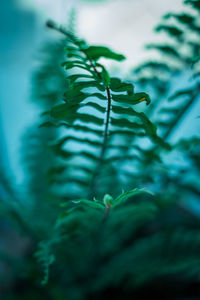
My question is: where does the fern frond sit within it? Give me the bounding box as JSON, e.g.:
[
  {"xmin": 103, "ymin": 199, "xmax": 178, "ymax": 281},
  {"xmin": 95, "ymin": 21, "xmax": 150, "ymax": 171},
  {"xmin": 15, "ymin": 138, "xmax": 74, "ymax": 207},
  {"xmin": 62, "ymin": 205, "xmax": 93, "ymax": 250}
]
[{"xmin": 43, "ymin": 20, "xmax": 167, "ymax": 199}]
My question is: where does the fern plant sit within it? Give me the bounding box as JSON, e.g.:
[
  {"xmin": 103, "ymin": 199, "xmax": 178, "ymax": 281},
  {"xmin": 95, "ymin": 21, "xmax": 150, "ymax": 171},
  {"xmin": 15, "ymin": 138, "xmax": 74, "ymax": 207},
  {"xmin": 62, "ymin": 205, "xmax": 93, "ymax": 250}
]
[
  {"xmin": 41, "ymin": 20, "xmax": 168, "ymax": 202},
  {"xmin": 128, "ymin": 0, "xmax": 200, "ymax": 196},
  {"xmin": 132, "ymin": 0, "xmax": 200, "ymax": 137},
  {"xmin": 36, "ymin": 184, "xmax": 200, "ymax": 300},
  {"xmin": 34, "ymin": 12, "xmax": 200, "ymax": 297}
]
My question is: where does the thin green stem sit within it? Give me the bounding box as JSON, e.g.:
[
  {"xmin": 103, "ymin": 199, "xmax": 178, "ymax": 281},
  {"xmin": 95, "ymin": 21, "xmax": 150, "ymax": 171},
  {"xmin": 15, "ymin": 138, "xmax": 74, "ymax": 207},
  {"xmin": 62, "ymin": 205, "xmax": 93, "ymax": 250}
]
[
  {"xmin": 89, "ymin": 87, "xmax": 112, "ymax": 198},
  {"xmin": 163, "ymin": 93, "xmax": 198, "ymax": 140}
]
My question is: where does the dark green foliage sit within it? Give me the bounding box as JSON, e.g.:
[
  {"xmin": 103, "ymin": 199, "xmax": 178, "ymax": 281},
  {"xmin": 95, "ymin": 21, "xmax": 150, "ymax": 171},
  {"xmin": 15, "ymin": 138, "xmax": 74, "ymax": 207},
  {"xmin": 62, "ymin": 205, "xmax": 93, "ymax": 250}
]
[
  {"xmin": 42, "ymin": 20, "xmax": 168, "ymax": 200},
  {"xmin": 185, "ymin": 0, "xmax": 200, "ymax": 10},
  {"xmin": 131, "ymin": 0, "xmax": 200, "ymax": 172},
  {"xmin": 155, "ymin": 24, "xmax": 184, "ymax": 38},
  {"xmin": 35, "ymin": 190, "xmax": 200, "ymax": 300},
  {"xmin": 83, "ymin": 45, "xmax": 126, "ymax": 61}
]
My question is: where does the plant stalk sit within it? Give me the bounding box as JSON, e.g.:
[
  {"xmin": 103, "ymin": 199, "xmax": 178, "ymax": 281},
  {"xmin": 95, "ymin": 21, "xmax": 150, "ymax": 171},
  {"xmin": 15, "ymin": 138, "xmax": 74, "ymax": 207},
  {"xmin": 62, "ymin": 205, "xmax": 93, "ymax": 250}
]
[{"xmin": 46, "ymin": 20, "xmax": 112, "ymax": 198}]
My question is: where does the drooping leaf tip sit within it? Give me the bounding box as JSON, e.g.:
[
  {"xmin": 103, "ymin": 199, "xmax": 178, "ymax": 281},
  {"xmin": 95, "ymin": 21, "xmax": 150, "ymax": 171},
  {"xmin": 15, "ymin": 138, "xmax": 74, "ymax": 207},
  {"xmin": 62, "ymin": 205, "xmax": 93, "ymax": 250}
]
[{"xmin": 139, "ymin": 97, "xmax": 151, "ymax": 106}]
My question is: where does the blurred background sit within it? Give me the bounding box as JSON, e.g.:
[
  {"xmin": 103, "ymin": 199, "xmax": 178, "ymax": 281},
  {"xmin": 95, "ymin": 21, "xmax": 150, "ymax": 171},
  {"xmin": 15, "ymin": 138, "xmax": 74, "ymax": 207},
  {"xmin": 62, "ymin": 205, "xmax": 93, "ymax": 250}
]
[
  {"xmin": 0, "ymin": 1, "xmax": 200, "ymax": 299},
  {"xmin": 0, "ymin": 0, "xmax": 188, "ymax": 184}
]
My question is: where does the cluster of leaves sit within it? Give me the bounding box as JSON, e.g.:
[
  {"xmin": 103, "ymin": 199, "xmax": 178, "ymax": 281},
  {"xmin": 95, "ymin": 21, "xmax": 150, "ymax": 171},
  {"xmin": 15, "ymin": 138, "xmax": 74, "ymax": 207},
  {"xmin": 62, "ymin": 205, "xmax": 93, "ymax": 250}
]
[
  {"xmin": 132, "ymin": 0, "xmax": 200, "ymax": 130},
  {"xmin": 129, "ymin": 0, "xmax": 200, "ymax": 194},
  {"xmin": 34, "ymin": 2, "xmax": 200, "ymax": 296},
  {"xmin": 36, "ymin": 188, "xmax": 200, "ymax": 300},
  {"xmin": 40, "ymin": 20, "xmax": 168, "ymax": 200}
]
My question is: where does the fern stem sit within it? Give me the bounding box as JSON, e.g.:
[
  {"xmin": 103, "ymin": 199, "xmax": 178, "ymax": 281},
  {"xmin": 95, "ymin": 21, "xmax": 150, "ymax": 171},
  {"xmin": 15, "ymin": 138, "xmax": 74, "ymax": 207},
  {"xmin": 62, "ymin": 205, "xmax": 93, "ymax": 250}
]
[
  {"xmin": 46, "ymin": 20, "xmax": 112, "ymax": 198},
  {"xmin": 46, "ymin": 20, "xmax": 73, "ymax": 42},
  {"xmin": 164, "ymin": 92, "xmax": 198, "ymax": 140},
  {"xmin": 88, "ymin": 82, "xmax": 112, "ymax": 198},
  {"xmin": 102, "ymin": 87, "xmax": 112, "ymax": 157}
]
